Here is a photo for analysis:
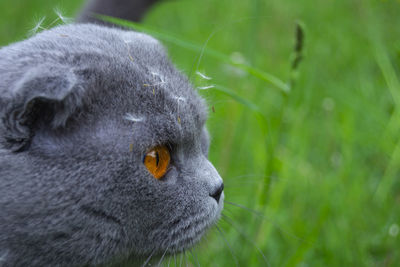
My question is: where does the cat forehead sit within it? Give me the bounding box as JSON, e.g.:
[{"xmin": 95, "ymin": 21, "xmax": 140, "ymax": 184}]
[
  {"xmin": 0, "ymin": 24, "xmax": 165, "ymax": 69},
  {"xmin": 53, "ymin": 25, "xmax": 208, "ymax": 134},
  {"xmin": 0, "ymin": 24, "xmax": 208, "ymax": 138},
  {"xmin": 109, "ymin": 68, "xmax": 208, "ymax": 140},
  {"xmin": 120, "ymin": 31, "xmax": 160, "ymax": 46},
  {"xmin": 39, "ymin": 24, "xmax": 162, "ymax": 49},
  {"xmin": 65, "ymin": 26, "xmax": 209, "ymax": 129}
]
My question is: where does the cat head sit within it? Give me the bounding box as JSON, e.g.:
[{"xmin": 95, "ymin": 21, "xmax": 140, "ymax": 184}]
[{"xmin": 0, "ymin": 24, "xmax": 223, "ymax": 265}]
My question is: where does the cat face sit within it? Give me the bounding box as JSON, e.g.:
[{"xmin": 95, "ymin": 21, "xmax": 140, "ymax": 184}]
[{"xmin": 0, "ymin": 24, "xmax": 223, "ymax": 265}]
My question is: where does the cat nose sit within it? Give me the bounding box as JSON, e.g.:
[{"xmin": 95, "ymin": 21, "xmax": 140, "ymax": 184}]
[{"xmin": 210, "ymin": 183, "xmax": 224, "ymax": 203}]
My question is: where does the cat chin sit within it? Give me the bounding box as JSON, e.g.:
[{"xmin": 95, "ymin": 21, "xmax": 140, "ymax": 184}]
[
  {"xmin": 167, "ymin": 197, "xmax": 224, "ymax": 254},
  {"xmin": 141, "ymin": 194, "xmax": 224, "ymax": 258}
]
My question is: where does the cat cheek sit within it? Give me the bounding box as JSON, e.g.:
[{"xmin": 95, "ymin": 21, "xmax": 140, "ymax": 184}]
[{"xmin": 160, "ymin": 165, "xmax": 178, "ymax": 184}]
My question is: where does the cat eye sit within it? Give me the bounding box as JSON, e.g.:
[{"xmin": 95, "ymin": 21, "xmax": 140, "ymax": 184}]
[{"xmin": 143, "ymin": 145, "xmax": 170, "ymax": 179}]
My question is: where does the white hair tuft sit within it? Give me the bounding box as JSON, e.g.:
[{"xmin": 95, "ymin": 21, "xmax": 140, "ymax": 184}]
[
  {"xmin": 124, "ymin": 113, "xmax": 144, "ymax": 122},
  {"xmin": 197, "ymin": 85, "xmax": 215, "ymax": 90},
  {"xmin": 196, "ymin": 71, "xmax": 212, "ymax": 80}
]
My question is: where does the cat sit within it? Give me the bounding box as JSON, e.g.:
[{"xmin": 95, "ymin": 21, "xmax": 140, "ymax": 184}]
[{"xmin": 0, "ymin": 0, "xmax": 224, "ymax": 266}]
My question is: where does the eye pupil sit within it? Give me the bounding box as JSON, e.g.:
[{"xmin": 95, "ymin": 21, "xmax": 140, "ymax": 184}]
[{"xmin": 156, "ymin": 151, "xmax": 160, "ymax": 166}]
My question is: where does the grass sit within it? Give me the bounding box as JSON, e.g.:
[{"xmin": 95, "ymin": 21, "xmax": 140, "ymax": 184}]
[{"xmin": 1, "ymin": 0, "xmax": 400, "ymax": 266}]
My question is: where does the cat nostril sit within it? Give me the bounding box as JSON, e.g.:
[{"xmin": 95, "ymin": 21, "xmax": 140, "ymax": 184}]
[{"xmin": 210, "ymin": 183, "xmax": 224, "ymax": 203}]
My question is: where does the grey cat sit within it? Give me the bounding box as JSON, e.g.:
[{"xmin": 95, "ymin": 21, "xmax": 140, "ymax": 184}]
[{"xmin": 0, "ymin": 0, "xmax": 224, "ymax": 266}]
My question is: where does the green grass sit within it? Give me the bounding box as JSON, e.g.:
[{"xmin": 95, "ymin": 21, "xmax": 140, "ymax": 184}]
[{"xmin": 1, "ymin": 0, "xmax": 400, "ymax": 266}]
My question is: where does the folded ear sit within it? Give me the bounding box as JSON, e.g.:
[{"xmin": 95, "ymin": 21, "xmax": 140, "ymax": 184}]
[{"xmin": 0, "ymin": 67, "xmax": 84, "ymax": 152}]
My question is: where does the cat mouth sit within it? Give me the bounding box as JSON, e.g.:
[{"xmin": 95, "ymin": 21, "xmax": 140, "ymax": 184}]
[
  {"xmin": 149, "ymin": 202, "xmax": 222, "ymax": 255},
  {"xmin": 174, "ymin": 208, "xmax": 222, "ymax": 251}
]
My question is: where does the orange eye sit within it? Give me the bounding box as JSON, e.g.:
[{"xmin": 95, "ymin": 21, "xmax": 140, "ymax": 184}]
[{"xmin": 143, "ymin": 145, "xmax": 170, "ymax": 179}]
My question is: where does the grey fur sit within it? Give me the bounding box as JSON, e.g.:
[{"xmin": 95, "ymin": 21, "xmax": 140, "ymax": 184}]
[{"xmin": 0, "ymin": 23, "xmax": 223, "ymax": 266}]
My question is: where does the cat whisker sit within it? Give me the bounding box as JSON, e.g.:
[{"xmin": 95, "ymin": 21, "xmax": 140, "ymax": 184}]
[
  {"xmin": 228, "ymin": 173, "xmax": 270, "ymax": 180},
  {"xmin": 225, "ymin": 201, "xmax": 264, "ymax": 218},
  {"xmin": 215, "ymin": 225, "xmax": 239, "ymax": 267},
  {"xmin": 221, "ymin": 214, "xmax": 270, "ymax": 267},
  {"xmin": 189, "ymin": 248, "xmax": 200, "ymax": 267},
  {"xmin": 224, "ymin": 201, "xmax": 309, "ymax": 243},
  {"xmin": 179, "ymin": 252, "xmax": 183, "ymax": 267},
  {"xmin": 224, "ymin": 174, "xmax": 290, "ymax": 189},
  {"xmin": 141, "ymin": 250, "xmax": 155, "ymax": 267},
  {"xmin": 227, "ymin": 173, "xmax": 289, "ymax": 182},
  {"xmin": 156, "ymin": 245, "xmax": 169, "ymax": 267},
  {"xmin": 184, "ymin": 251, "xmax": 188, "ymax": 267},
  {"xmin": 224, "ymin": 181, "xmax": 271, "ymax": 188},
  {"xmin": 224, "ymin": 177, "xmax": 281, "ymax": 189},
  {"xmin": 193, "ymin": 248, "xmax": 201, "ymax": 267}
]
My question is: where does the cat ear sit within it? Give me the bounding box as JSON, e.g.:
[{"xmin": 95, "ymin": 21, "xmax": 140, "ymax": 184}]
[{"xmin": 0, "ymin": 67, "xmax": 84, "ymax": 152}]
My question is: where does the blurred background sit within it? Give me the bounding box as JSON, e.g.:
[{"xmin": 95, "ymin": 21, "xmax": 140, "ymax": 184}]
[{"xmin": 1, "ymin": 0, "xmax": 400, "ymax": 266}]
